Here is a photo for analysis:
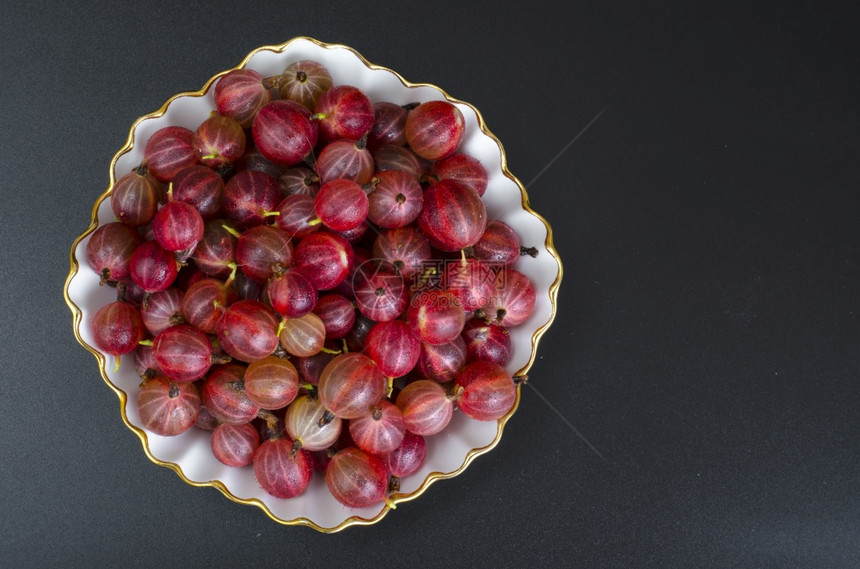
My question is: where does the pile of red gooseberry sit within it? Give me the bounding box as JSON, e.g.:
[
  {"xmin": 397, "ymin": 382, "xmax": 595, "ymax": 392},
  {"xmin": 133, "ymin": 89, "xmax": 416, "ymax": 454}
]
[{"xmin": 86, "ymin": 59, "xmax": 538, "ymax": 509}]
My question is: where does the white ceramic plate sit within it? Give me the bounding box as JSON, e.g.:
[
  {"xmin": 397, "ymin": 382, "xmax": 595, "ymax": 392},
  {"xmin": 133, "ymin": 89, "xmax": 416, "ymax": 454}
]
[{"xmin": 64, "ymin": 37, "xmax": 562, "ymax": 532}]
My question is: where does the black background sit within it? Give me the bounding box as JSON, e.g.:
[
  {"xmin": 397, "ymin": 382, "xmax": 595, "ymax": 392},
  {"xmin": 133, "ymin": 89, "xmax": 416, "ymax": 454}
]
[{"xmin": 2, "ymin": 1, "xmax": 858, "ymax": 567}]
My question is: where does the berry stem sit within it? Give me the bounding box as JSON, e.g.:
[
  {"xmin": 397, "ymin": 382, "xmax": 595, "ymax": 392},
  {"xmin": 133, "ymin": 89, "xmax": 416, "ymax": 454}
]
[
  {"xmin": 447, "ymin": 384, "xmax": 465, "ymax": 402},
  {"xmin": 261, "ymin": 75, "xmax": 282, "ymax": 90},
  {"xmin": 318, "ymin": 410, "xmax": 335, "ymax": 427},
  {"xmin": 513, "ymin": 374, "xmax": 529, "ymax": 385},
  {"xmin": 290, "ymin": 438, "xmax": 304, "ymax": 457},
  {"xmin": 211, "ymin": 353, "xmax": 232, "ymax": 365},
  {"xmin": 302, "ymin": 152, "xmax": 317, "ymax": 170},
  {"xmin": 520, "ymin": 245, "xmax": 539, "ymax": 258},
  {"xmin": 384, "ymin": 495, "xmax": 398, "ymax": 510},
  {"xmin": 224, "ymin": 262, "xmax": 239, "ymax": 287},
  {"xmin": 135, "ymin": 160, "xmax": 148, "ymax": 177},
  {"xmin": 221, "ymin": 224, "xmax": 241, "ymax": 238},
  {"xmin": 388, "ymin": 474, "xmax": 401, "ymax": 494}
]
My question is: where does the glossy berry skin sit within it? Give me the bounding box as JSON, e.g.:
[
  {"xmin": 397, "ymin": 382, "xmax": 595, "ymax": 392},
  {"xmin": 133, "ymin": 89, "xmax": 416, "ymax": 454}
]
[
  {"xmin": 314, "ymin": 85, "xmax": 374, "ymax": 142},
  {"xmin": 214, "ymin": 68, "xmax": 272, "ymax": 128},
  {"xmin": 372, "ymin": 227, "xmax": 431, "ymax": 281},
  {"xmin": 275, "ymin": 60, "xmax": 333, "ymax": 110},
  {"xmin": 192, "ymin": 220, "xmax": 237, "ymax": 278},
  {"xmin": 336, "ymin": 222, "xmax": 369, "ymax": 244},
  {"xmin": 395, "ymin": 380, "xmax": 453, "ymax": 436},
  {"xmin": 222, "ymin": 170, "xmax": 281, "ymax": 228},
  {"xmin": 471, "ymin": 220, "xmax": 520, "ymax": 269},
  {"xmin": 143, "ymin": 126, "xmax": 197, "ymax": 183},
  {"xmin": 380, "ymin": 430, "xmax": 426, "ymax": 478},
  {"xmin": 267, "ymin": 268, "xmax": 317, "ymax": 318},
  {"xmin": 316, "ymin": 140, "xmax": 374, "ymax": 185},
  {"xmin": 278, "ymin": 312, "xmax": 326, "ymax": 358},
  {"xmin": 344, "ymin": 314, "xmax": 375, "ymax": 354},
  {"xmin": 485, "ymin": 269, "xmax": 536, "ymax": 327},
  {"xmin": 110, "ymin": 168, "xmax": 163, "ymax": 226},
  {"xmin": 407, "ymin": 290, "xmax": 466, "ymax": 345},
  {"xmin": 418, "ymin": 180, "xmax": 487, "ymax": 252},
  {"xmin": 193, "ymin": 113, "xmax": 246, "ymax": 168},
  {"xmin": 367, "ymin": 170, "xmax": 423, "ymax": 229},
  {"xmin": 318, "ymin": 353, "xmax": 387, "ymax": 420},
  {"xmin": 454, "ymin": 361, "xmax": 517, "ymax": 421},
  {"xmin": 180, "ymin": 278, "xmax": 237, "ymax": 334},
  {"xmin": 294, "ymin": 351, "xmax": 336, "ymax": 386},
  {"xmin": 129, "ymin": 241, "xmax": 179, "ymax": 294},
  {"xmin": 91, "ymin": 301, "xmax": 145, "ymax": 357},
  {"xmin": 233, "ymin": 271, "xmax": 264, "ymax": 302},
  {"xmin": 252, "ymin": 99, "xmax": 318, "ymax": 166},
  {"xmin": 137, "ymin": 376, "xmax": 200, "ymax": 436},
  {"xmin": 312, "ymin": 294, "xmax": 355, "ymax": 339},
  {"xmin": 404, "ymin": 100, "xmax": 465, "ymax": 160},
  {"xmin": 195, "ymin": 406, "xmax": 220, "ymax": 431},
  {"xmin": 216, "ymin": 300, "xmax": 280, "ymax": 362},
  {"xmin": 244, "ymin": 356, "xmax": 299, "ymax": 410},
  {"xmin": 211, "ymin": 423, "xmax": 260, "ymax": 467},
  {"xmin": 417, "ymin": 336, "xmax": 468, "ymax": 383},
  {"xmin": 202, "ymin": 363, "xmax": 260, "ymax": 425},
  {"xmin": 234, "ymin": 225, "xmax": 293, "ymax": 283},
  {"xmin": 284, "ymin": 395, "xmax": 342, "ymax": 451},
  {"xmin": 352, "ymin": 262, "xmax": 407, "ymax": 322},
  {"xmin": 373, "ymin": 145, "xmax": 423, "ymax": 179},
  {"xmin": 254, "ymin": 438, "xmax": 314, "ymax": 499},
  {"xmin": 349, "ymin": 401, "xmax": 406, "ymax": 456},
  {"xmin": 115, "ymin": 278, "xmax": 147, "ymax": 308},
  {"xmin": 237, "ymin": 146, "xmax": 286, "ymax": 179},
  {"xmin": 431, "ymin": 153, "xmax": 488, "ymax": 197},
  {"xmin": 314, "ymin": 179, "xmax": 369, "ymax": 232},
  {"xmin": 153, "ymin": 201, "xmax": 204, "ymax": 252},
  {"xmin": 134, "ymin": 343, "xmax": 159, "ymax": 379},
  {"xmin": 325, "ymin": 447, "xmax": 388, "ymax": 508},
  {"xmin": 279, "ymin": 166, "xmax": 320, "ymax": 197},
  {"xmin": 293, "ymin": 232, "xmax": 354, "ymax": 290},
  {"xmin": 86, "ymin": 222, "xmax": 143, "ymax": 284},
  {"xmin": 140, "ymin": 287, "xmax": 184, "ymax": 336},
  {"xmin": 442, "ymin": 257, "xmax": 496, "ymax": 312},
  {"xmin": 461, "ymin": 318, "xmax": 512, "ymax": 366},
  {"xmin": 363, "ymin": 320, "xmax": 420, "ymax": 378},
  {"xmin": 173, "ymin": 266, "xmax": 205, "ymax": 292},
  {"xmin": 273, "ymin": 194, "xmax": 320, "ymax": 239},
  {"xmin": 368, "ymin": 101, "xmax": 408, "ymax": 150},
  {"xmin": 171, "ymin": 165, "xmax": 224, "ymax": 221},
  {"xmin": 152, "ymin": 324, "xmax": 212, "ymax": 383}
]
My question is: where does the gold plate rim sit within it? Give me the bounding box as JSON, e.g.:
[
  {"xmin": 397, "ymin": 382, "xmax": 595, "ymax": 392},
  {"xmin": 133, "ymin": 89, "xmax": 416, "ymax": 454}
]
[{"xmin": 63, "ymin": 36, "xmax": 563, "ymax": 533}]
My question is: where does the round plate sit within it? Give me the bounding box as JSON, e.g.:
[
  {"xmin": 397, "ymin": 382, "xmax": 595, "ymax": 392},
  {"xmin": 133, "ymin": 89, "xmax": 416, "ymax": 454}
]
[{"xmin": 64, "ymin": 37, "xmax": 562, "ymax": 532}]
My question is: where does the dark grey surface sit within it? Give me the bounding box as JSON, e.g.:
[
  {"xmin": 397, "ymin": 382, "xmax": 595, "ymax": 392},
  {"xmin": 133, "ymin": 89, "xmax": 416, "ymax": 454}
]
[{"xmin": 1, "ymin": 1, "xmax": 858, "ymax": 567}]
